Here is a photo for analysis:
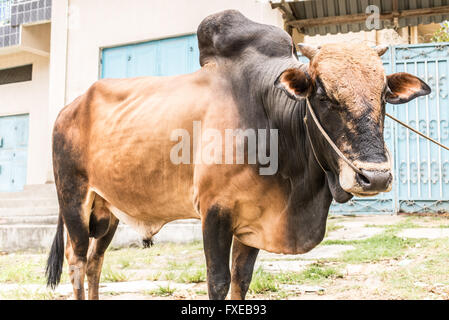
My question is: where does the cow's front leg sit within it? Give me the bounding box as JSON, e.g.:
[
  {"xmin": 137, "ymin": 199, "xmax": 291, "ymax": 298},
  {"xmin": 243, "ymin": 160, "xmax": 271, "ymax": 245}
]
[
  {"xmin": 202, "ymin": 205, "xmax": 233, "ymax": 300},
  {"xmin": 230, "ymin": 238, "xmax": 259, "ymax": 300}
]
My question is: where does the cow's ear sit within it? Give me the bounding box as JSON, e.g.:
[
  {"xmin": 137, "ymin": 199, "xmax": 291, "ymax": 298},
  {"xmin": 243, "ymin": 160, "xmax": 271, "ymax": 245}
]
[
  {"xmin": 386, "ymin": 72, "xmax": 431, "ymax": 104},
  {"xmin": 274, "ymin": 67, "xmax": 311, "ymax": 100}
]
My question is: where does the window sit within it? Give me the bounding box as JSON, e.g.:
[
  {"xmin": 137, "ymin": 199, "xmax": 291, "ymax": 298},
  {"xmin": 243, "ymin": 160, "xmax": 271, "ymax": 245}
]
[{"xmin": 0, "ymin": 64, "xmax": 32, "ymax": 85}]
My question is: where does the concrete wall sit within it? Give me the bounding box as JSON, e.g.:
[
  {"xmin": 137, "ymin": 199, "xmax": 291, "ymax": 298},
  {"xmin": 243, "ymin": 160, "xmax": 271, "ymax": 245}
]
[
  {"xmin": 62, "ymin": 0, "xmax": 283, "ymax": 103},
  {"xmin": 0, "ymin": 51, "xmax": 50, "ymax": 185}
]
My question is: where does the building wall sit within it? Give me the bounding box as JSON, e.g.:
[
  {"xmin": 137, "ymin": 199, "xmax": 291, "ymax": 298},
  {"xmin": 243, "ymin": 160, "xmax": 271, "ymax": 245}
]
[
  {"xmin": 0, "ymin": 51, "xmax": 49, "ymax": 185},
  {"xmin": 62, "ymin": 0, "xmax": 283, "ymax": 104}
]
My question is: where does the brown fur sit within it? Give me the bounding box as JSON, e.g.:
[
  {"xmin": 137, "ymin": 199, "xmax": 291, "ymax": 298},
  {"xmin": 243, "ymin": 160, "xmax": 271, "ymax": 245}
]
[{"xmin": 309, "ymin": 43, "xmax": 386, "ymax": 121}]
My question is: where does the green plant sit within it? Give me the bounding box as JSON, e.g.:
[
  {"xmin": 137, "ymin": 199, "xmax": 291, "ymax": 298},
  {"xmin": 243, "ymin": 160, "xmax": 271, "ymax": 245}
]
[
  {"xmin": 147, "ymin": 284, "xmax": 175, "ymax": 296},
  {"xmin": 177, "ymin": 268, "xmax": 206, "ymax": 283},
  {"xmin": 101, "ymin": 266, "xmax": 129, "ymax": 282},
  {"xmin": 431, "ymin": 21, "xmax": 449, "ymax": 43},
  {"xmin": 249, "ymin": 268, "xmax": 278, "ymax": 294}
]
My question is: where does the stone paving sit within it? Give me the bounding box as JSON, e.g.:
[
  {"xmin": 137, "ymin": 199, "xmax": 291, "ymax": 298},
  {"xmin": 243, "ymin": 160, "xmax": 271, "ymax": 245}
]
[{"xmin": 397, "ymin": 228, "xmax": 449, "ymax": 239}]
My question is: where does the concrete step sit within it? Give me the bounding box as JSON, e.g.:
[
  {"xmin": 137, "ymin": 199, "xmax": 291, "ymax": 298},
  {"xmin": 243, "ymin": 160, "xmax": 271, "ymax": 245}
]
[
  {"xmin": 0, "ymin": 197, "xmax": 59, "ymax": 208},
  {"xmin": 0, "ymin": 215, "xmax": 58, "ymax": 225},
  {"xmin": 0, "ymin": 221, "xmax": 202, "ymax": 252},
  {"xmin": 0, "ymin": 206, "xmax": 59, "ymax": 216},
  {"xmin": 23, "ymin": 184, "xmax": 56, "ymax": 192},
  {"xmin": 0, "ymin": 184, "xmax": 57, "ymax": 199}
]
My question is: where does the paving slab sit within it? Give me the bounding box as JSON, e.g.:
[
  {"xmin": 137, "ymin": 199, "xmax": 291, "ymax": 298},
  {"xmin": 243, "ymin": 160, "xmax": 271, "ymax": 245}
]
[
  {"xmin": 260, "ymin": 244, "xmax": 355, "ymax": 261},
  {"xmin": 257, "ymin": 260, "xmax": 314, "ymax": 273},
  {"xmin": 344, "ymin": 263, "xmax": 384, "ymax": 275},
  {"xmin": 397, "ymin": 228, "xmax": 449, "ymax": 239},
  {"xmin": 325, "ymin": 227, "xmax": 384, "ymax": 241},
  {"xmin": 332, "ymin": 215, "xmax": 402, "ymax": 228},
  {"xmin": 281, "ymin": 284, "xmax": 325, "ymax": 293}
]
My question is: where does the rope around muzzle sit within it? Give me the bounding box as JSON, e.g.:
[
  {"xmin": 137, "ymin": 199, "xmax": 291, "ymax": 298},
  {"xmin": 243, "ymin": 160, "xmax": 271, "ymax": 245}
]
[{"xmin": 303, "ymin": 97, "xmax": 449, "ymax": 176}]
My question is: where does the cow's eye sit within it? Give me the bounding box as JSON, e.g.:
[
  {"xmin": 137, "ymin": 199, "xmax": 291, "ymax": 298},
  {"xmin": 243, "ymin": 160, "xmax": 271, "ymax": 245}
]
[{"xmin": 316, "ymin": 87, "xmax": 329, "ymax": 101}]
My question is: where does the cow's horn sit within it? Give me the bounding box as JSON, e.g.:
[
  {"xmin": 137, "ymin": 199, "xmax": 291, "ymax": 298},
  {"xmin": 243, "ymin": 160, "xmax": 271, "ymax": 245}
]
[
  {"xmin": 374, "ymin": 45, "xmax": 388, "ymax": 56},
  {"xmin": 297, "ymin": 43, "xmax": 320, "ymax": 59}
]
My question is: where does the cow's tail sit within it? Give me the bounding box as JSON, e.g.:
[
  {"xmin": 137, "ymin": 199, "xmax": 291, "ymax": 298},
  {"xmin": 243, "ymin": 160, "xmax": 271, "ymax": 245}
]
[{"xmin": 46, "ymin": 214, "xmax": 65, "ymax": 289}]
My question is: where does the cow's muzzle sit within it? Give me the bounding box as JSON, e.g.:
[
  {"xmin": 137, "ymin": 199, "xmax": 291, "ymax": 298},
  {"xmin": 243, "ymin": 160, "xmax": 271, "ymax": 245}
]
[
  {"xmin": 338, "ymin": 154, "xmax": 393, "ymax": 197},
  {"xmin": 355, "ymin": 169, "xmax": 393, "ymax": 194}
]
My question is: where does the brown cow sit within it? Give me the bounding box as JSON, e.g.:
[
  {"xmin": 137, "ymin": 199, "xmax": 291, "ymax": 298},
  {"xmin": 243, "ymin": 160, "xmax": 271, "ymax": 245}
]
[{"xmin": 46, "ymin": 10, "xmax": 430, "ymax": 300}]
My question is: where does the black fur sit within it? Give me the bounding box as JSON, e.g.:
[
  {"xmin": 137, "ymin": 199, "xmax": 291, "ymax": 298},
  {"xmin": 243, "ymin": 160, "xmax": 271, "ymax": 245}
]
[
  {"xmin": 142, "ymin": 238, "xmax": 154, "ymax": 248},
  {"xmin": 46, "ymin": 214, "xmax": 64, "ymax": 289},
  {"xmin": 202, "ymin": 205, "xmax": 233, "ymax": 300}
]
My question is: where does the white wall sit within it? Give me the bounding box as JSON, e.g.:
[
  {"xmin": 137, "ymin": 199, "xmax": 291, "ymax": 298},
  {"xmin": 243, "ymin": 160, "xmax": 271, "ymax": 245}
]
[
  {"xmin": 0, "ymin": 51, "xmax": 50, "ymax": 185},
  {"xmin": 63, "ymin": 0, "xmax": 283, "ymax": 103}
]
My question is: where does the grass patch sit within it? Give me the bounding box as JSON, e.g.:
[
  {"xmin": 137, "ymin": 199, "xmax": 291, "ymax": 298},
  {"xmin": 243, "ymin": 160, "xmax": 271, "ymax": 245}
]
[
  {"xmin": 249, "ymin": 268, "xmax": 278, "ymax": 294},
  {"xmin": 164, "ymin": 271, "xmax": 176, "ymax": 281},
  {"xmin": 0, "ymin": 253, "xmax": 70, "ymax": 285},
  {"xmin": 324, "ymin": 221, "xmax": 344, "ymax": 238},
  {"xmin": 339, "ymin": 232, "xmax": 418, "ymax": 263},
  {"xmin": 101, "ymin": 266, "xmax": 129, "ymax": 282},
  {"xmin": 146, "ymin": 271, "xmax": 162, "ymax": 281},
  {"xmin": 301, "ymin": 263, "xmax": 343, "ymax": 281},
  {"xmin": 167, "ymin": 260, "xmax": 194, "ymax": 271},
  {"xmin": 275, "ymin": 263, "xmax": 343, "ymax": 285},
  {"xmin": 177, "ymin": 268, "xmax": 206, "ymax": 283},
  {"xmin": 195, "ymin": 289, "xmax": 208, "ymax": 296},
  {"xmin": 146, "ymin": 284, "xmax": 175, "ymax": 297},
  {"xmin": 117, "ymin": 257, "xmax": 132, "ymax": 269},
  {"xmin": 0, "ymin": 288, "xmax": 62, "ymax": 300},
  {"xmin": 321, "ymin": 239, "xmax": 358, "ymax": 245}
]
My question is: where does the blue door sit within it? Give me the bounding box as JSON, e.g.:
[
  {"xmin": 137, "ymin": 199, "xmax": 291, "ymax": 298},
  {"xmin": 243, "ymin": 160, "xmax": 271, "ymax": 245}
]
[
  {"xmin": 101, "ymin": 34, "xmax": 200, "ymax": 78},
  {"xmin": 0, "ymin": 114, "xmax": 29, "ymax": 192}
]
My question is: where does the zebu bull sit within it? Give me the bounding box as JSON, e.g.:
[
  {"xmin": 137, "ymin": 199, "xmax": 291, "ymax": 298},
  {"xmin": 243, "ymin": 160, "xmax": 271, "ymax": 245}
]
[{"xmin": 46, "ymin": 10, "xmax": 430, "ymax": 300}]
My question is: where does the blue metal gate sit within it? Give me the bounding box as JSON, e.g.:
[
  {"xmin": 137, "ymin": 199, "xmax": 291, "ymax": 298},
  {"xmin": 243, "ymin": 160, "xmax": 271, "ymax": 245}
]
[{"xmin": 0, "ymin": 114, "xmax": 29, "ymax": 192}]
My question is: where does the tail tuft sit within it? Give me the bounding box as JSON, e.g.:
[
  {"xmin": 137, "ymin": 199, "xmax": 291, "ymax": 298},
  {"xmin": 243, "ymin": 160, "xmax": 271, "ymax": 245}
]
[
  {"xmin": 46, "ymin": 215, "xmax": 65, "ymax": 289},
  {"xmin": 142, "ymin": 238, "xmax": 154, "ymax": 248}
]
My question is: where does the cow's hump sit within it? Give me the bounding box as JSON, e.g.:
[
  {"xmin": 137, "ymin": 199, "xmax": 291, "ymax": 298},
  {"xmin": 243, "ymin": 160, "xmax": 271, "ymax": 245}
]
[{"xmin": 197, "ymin": 10, "xmax": 292, "ymax": 66}]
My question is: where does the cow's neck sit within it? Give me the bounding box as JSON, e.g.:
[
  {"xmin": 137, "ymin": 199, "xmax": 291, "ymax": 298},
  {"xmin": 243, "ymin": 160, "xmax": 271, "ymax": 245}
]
[
  {"xmin": 228, "ymin": 57, "xmax": 334, "ymax": 252},
  {"xmin": 230, "ymin": 57, "xmax": 326, "ymax": 187}
]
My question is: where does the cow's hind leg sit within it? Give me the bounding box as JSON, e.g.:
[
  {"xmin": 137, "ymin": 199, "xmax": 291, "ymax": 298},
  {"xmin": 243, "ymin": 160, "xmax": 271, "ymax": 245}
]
[
  {"xmin": 52, "ymin": 129, "xmax": 92, "ymax": 300},
  {"xmin": 86, "ymin": 203, "xmax": 119, "ymax": 300},
  {"xmin": 230, "ymin": 238, "xmax": 259, "ymax": 300},
  {"xmin": 202, "ymin": 205, "xmax": 233, "ymax": 300},
  {"xmin": 60, "ymin": 186, "xmax": 92, "ymax": 300}
]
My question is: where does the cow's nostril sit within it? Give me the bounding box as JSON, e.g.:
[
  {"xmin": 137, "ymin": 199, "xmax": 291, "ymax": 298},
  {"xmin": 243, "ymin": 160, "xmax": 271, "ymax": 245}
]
[
  {"xmin": 357, "ymin": 170, "xmax": 392, "ymax": 191},
  {"xmin": 357, "ymin": 172, "xmax": 371, "ymax": 186}
]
